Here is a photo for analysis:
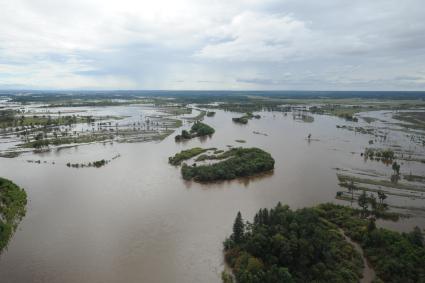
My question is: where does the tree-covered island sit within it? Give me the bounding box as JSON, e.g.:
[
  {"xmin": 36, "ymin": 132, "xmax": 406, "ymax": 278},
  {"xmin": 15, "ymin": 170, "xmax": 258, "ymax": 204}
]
[
  {"xmin": 175, "ymin": 121, "xmax": 215, "ymax": 141},
  {"xmin": 180, "ymin": 147, "xmax": 274, "ymax": 182},
  {"xmin": 232, "ymin": 112, "xmax": 261, "ymax": 124}
]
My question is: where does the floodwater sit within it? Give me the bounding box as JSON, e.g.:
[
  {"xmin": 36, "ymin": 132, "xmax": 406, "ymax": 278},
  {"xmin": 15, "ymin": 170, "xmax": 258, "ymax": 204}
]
[{"xmin": 0, "ymin": 108, "xmax": 424, "ymax": 282}]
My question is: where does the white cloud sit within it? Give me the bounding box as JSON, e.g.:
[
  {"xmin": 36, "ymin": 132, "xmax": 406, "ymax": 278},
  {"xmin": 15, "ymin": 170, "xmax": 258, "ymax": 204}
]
[
  {"xmin": 0, "ymin": 0, "xmax": 424, "ymax": 90},
  {"xmin": 198, "ymin": 12, "xmax": 314, "ymax": 61}
]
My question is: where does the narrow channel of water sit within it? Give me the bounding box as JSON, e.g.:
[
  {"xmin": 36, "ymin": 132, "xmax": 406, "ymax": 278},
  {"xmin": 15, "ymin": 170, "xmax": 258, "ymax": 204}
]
[{"xmin": 339, "ymin": 229, "xmax": 376, "ymax": 283}]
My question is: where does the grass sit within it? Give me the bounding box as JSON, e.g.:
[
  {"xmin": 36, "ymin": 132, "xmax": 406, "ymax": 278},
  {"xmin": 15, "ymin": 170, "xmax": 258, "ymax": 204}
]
[
  {"xmin": 338, "ymin": 181, "xmax": 425, "ymax": 199},
  {"xmin": 159, "ymin": 106, "xmax": 192, "ymax": 116},
  {"xmin": 168, "ymin": 147, "xmax": 216, "ymax": 165},
  {"xmin": 403, "ymin": 174, "xmax": 425, "ymax": 183},
  {"xmin": 393, "ymin": 112, "xmax": 425, "ymax": 131},
  {"xmin": 0, "ymin": 115, "xmax": 89, "ymax": 129},
  {"xmin": 337, "ymin": 173, "xmax": 425, "ymax": 192},
  {"xmin": 183, "ymin": 110, "xmax": 206, "ymax": 121},
  {"xmin": 21, "ymin": 133, "xmax": 114, "ymax": 148}
]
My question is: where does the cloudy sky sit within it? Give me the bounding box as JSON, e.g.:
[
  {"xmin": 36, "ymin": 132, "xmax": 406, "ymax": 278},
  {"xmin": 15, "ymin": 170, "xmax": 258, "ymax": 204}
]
[{"xmin": 0, "ymin": 0, "xmax": 424, "ymax": 90}]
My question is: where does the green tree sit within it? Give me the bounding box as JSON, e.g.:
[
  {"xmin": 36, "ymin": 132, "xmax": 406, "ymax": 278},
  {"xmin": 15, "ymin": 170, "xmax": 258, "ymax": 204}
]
[
  {"xmin": 358, "ymin": 190, "xmax": 369, "ymax": 217},
  {"xmin": 408, "ymin": 226, "xmax": 424, "ymax": 247},
  {"xmin": 233, "ymin": 211, "xmax": 245, "ymax": 244}
]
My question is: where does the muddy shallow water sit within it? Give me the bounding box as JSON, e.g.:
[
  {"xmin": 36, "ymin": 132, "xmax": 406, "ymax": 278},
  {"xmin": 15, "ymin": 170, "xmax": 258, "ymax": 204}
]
[{"xmin": 0, "ymin": 108, "xmax": 424, "ymax": 282}]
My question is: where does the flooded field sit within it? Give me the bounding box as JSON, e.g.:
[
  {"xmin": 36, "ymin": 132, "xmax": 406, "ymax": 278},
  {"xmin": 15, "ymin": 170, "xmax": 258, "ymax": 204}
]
[{"xmin": 0, "ymin": 100, "xmax": 424, "ymax": 282}]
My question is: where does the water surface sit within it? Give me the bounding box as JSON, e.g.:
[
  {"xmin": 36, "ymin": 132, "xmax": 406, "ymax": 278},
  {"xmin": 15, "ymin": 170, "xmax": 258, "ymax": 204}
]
[{"xmin": 0, "ymin": 108, "xmax": 424, "ymax": 282}]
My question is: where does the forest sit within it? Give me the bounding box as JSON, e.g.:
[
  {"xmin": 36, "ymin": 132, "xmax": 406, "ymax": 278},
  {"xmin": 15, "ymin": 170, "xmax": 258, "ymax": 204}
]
[
  {"xmin": 181, "ymin": 147, "xmax": 274, "ymax": 182},
  {"xmin": 224, "ymin": 202, "xmax": 425, "ymax": 283},
  {"xmin": 0, "ymin": 177, "xmax": 27, "ymax": 253},
  {"xmin": 223, "ymin": 203, "xmax": 364, "ymax": 283}
]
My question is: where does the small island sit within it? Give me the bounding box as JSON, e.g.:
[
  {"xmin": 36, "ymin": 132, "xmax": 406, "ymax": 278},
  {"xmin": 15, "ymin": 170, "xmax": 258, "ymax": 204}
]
[
  {"xmin": 223, "ymin": 203, "xmax": 425, "ymax": 283},
  {"xmin": 232, "ymin": 112, "xmax": 261, "ymax": 124},
  {"xmin": 67, "ymin": 159, "xmax": 107, "ymax": 168},
  {"xmin": 0, "ymin": 177, "xmax": 27, "ymax": 254},
  {"xmin": 175, "ymin": 121, "xmax": 215, "ymax": 141},
  {"xmin": 180, "ymin": 147, "xmax": 274, "ymax": 182}
]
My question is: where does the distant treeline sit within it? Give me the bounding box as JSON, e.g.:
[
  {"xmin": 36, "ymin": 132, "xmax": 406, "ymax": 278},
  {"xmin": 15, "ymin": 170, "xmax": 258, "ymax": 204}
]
[{"xmin": 4, "ymin": 90, "xmax": 425, "ymax": 103}]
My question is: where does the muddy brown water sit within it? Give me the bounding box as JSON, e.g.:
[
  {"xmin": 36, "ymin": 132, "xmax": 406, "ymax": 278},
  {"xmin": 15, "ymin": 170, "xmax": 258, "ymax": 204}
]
[{"xmin": 0, "ymin": 108, "xmax": 424, "ymax": 282}]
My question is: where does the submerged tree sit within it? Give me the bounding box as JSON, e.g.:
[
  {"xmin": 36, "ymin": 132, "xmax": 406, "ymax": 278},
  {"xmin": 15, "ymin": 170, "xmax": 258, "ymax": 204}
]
[
  {"xmin": 377, "ymin": 191, "xmax": 387, "ymax": 208},
  {"xmin": 392, "ymin": 161, "xmax": 401, "ymax": 175}
]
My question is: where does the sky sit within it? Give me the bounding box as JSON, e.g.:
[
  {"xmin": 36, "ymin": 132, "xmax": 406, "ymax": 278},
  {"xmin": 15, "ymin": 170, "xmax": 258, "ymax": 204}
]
[{"xmin": 0, "ymin": 0, "xmax": 424, "ymax": 90}]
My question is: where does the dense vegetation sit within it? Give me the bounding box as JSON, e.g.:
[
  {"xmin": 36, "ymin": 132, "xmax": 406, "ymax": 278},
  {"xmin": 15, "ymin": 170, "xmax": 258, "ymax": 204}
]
[
  {"xmin": 224, "ymin": 202, "xmax": 425, "ymax": 283},
  {"xmin": 175, "ymin": 121, "xmax": 215, "ymax": 141},
  {"xmin": 168, "ymin": 147, "xmax": 213, "ymax": 165},
  {"xmin": 318, "ymin": 203, "xmax": 425, "ymax": 283},
  {"xmin": 181, "ymin": 147, "xmax": 274, "ymax": 182},
  {"xmin": 0, "ymin": 177, "xmax": 27, "ymax": 253},
  {"xmin": 223, "ymin": 203, "xmax": 364, "ymax": 283},
  {"xmin": 232, "ymin": 113, "xmax": 260, "ymax": 124}
]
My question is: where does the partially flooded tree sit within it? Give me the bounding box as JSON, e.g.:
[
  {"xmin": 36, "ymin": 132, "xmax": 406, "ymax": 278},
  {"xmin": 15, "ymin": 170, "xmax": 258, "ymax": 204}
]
[
  {"xmin": 392, "ymin": 161, "xmax": 400, "ymax": 175},
  {"xmin": 377, "ymin": 191, "xmax": 387, "ymax": 208},
  {"xmin": 348, "ymin": 181, "xmax": 356, "ymax": 203}
]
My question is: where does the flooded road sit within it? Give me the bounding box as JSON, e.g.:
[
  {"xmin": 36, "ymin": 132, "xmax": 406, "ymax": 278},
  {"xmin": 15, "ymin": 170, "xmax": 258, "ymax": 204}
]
[
  {"xmin": 340, "ymin": 229, "xmax": 376, "ymax": 283},
  {"xmin": 0, "ymin": 109, "xmax": 424, "ymax": 282}
]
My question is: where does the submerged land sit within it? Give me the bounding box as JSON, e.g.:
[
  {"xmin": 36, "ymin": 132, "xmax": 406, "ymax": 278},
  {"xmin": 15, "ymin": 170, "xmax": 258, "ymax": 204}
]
[{"xmin": 0, "ymin": 90, "xmax": 424, "ymax": 283}]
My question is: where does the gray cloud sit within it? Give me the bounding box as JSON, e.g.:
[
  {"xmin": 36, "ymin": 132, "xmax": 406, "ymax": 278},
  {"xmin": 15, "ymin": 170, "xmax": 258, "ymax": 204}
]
[{"xmin": 0, "ymin": 0, "xmax": 424, "ymax": 90}]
